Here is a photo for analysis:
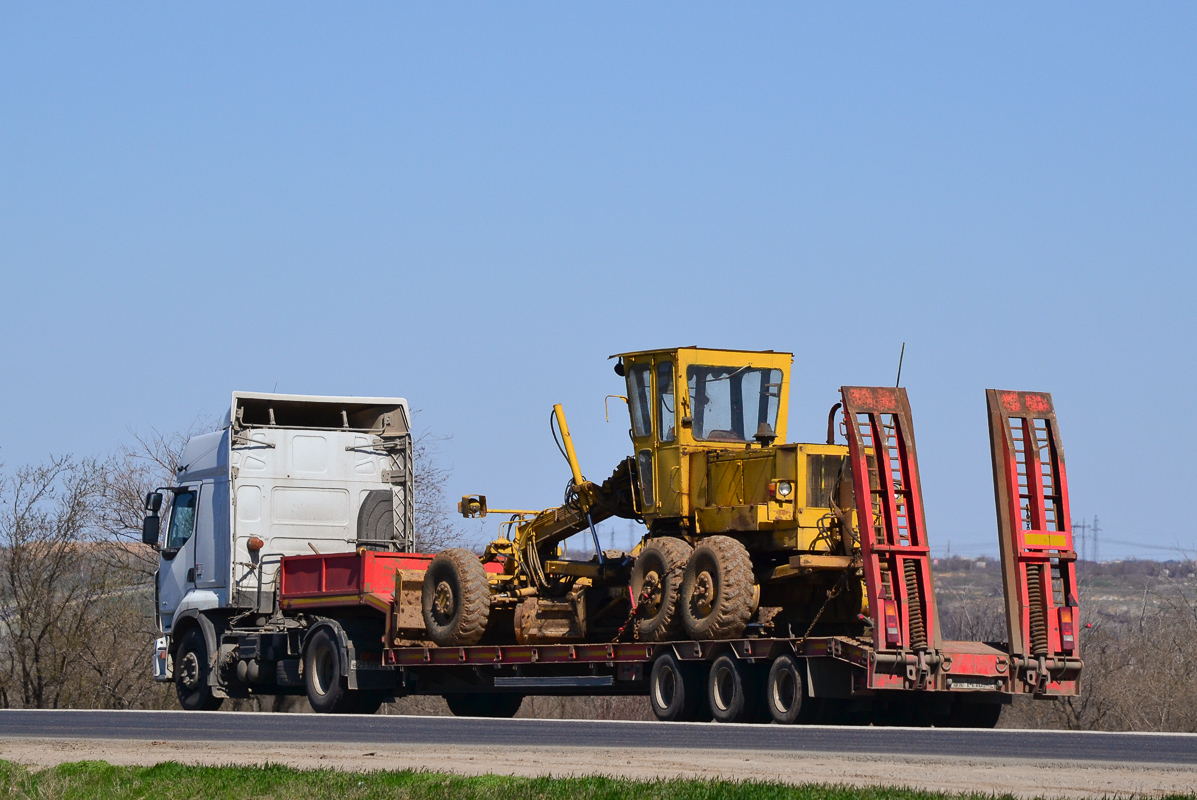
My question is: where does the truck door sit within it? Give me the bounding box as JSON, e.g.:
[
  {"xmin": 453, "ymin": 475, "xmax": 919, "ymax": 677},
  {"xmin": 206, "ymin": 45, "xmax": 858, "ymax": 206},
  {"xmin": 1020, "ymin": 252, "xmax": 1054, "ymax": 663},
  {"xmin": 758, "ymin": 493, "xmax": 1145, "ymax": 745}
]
[{"xmin": 157, "ymin": 484, "xmax": 200, "ymax": 629}]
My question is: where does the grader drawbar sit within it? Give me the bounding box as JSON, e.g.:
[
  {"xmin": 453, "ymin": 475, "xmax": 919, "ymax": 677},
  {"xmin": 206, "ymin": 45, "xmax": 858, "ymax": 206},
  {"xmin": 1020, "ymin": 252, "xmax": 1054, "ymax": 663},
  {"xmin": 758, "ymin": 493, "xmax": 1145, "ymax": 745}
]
[{"xmin": 267, "ymin": 380, "xmax": 1081, "ymax": 726}]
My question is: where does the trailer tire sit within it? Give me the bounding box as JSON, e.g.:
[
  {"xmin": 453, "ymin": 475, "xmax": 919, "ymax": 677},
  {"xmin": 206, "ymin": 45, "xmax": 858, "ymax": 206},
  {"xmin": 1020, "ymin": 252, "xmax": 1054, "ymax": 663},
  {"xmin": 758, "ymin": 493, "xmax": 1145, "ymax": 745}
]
[
  {"xmin": 680, "ymin": 536, "xmax": 754, "ymax": 640},
  {"xmin": 445, "ymin": 693, "xmax": 524, "ymax": 718},
  {"xmin": 423, "ymin": 548, "xmax": 492, "ymax": 647},
  {"xmin": 708, "ymin": 654, "xmax": 767, "ymax": 723},
  {"xmin": 174, "ymin": 628, "xmax": 223, "ymax": 711},
  {"xmin": 766, "ymin": 655, "xmax": 817, "ymax": 724},
  {"xmin": 631, "ymin": 538, "xmax": 692, "ymax": 642},
  {"xmin": 649, "ymin": 651, "xmax": 712, "ymax": 722}
]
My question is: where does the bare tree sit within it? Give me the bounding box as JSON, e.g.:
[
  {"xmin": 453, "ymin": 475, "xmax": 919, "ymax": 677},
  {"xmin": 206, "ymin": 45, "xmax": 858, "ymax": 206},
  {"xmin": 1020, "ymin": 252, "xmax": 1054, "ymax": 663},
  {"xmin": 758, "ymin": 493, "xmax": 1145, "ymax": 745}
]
[
  {"xmin": 412, "ymin": 429, "xmax": 465, "ymax": 553},
  {"xmin": 0, "ymin": 457, "xmax": 116, "ymax": 708}
]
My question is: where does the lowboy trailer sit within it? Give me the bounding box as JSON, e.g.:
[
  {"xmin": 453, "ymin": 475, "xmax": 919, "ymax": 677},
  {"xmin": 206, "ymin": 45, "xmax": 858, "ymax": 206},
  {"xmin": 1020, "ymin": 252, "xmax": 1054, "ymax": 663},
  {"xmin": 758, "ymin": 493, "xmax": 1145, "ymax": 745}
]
[{"xmin": 148, "ymin": 386, "xmax": 1080, "ymax": 725}]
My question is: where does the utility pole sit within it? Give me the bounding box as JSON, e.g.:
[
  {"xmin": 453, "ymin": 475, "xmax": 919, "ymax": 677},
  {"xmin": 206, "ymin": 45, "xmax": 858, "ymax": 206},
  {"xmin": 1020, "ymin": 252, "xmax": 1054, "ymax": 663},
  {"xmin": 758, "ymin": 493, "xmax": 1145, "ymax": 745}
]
[
  {"xmin": 1072, "ymin": 518, "xmax": 1090, "ymax": 562},
  {"xmin": 1092, "ymin": 515, "xmax": 1101, "ymax": 564}
]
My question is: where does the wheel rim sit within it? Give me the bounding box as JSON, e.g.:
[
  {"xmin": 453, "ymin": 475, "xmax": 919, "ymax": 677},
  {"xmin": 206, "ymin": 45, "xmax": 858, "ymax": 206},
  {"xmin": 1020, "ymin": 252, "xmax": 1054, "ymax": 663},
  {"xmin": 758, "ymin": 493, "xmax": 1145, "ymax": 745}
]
[
  {"xmin": 312, "ymin": 643, "xmax": 337, "ymax": 697},
  {"xmin": 691, "ymin": 570, "xmax": 716, "ymax": 618},
  {"xmin": 178, "ymin": 651, "xmax": 200, "ymax": 691},
  {"xmin": 433, "ymin": 580, "xmax": 456, "ymax": 623},
  {"xmin": 641, "ymin": 570, "xmax": 663, "ymax": 617},
  {"xmin": 654, "ymin": 666, "xmax": 676, "ymax": 709},
  {"xmin": 712, "ymin": 665, "xmax": 734, "ymax": 712},
  {"xmin": 773, "ymin": 667, "xmax": 796, "ymax": 714}
]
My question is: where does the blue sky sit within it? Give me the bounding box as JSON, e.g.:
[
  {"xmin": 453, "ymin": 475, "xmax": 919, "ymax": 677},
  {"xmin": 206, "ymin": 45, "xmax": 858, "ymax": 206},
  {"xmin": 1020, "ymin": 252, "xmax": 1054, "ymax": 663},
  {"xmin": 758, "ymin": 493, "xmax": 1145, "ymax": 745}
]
[{"xmin": 1, "ymin": 4, "xmax": 1193, "ymax": 560}]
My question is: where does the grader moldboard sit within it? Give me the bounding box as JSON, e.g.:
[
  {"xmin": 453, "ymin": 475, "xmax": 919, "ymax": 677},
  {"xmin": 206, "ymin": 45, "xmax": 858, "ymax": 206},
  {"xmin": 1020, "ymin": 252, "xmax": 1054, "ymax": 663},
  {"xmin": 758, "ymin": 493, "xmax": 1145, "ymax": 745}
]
[{"xmin": 407, "ymin": 347, "xmax": 1083, "ymax": 725}]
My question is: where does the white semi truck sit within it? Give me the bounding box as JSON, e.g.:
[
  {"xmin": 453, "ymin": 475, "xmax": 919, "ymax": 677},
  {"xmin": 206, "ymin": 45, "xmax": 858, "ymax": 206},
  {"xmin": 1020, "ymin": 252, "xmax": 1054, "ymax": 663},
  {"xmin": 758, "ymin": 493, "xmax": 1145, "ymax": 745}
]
[{"xmin": 144, "ymin": 392, "xmax": 414, "ymax": 710}]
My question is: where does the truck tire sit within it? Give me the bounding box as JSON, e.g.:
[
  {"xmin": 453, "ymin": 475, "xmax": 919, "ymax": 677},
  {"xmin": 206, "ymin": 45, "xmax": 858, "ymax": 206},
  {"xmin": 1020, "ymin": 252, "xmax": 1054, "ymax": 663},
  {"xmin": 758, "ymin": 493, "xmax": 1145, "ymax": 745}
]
[
  {"xmin": 304, "ymin": 627, "xmax": 369, "ymax": 714},
  {"xmin": 445, "ymin": 693, "xmax": 524, "ymax": 718},
  {"xmin": 422, "ymin": 548, "xmax": 492, "ymax": 646},
  {"xmin": 630, "ymin": 538, "xmax": 692, "ymax": 642},
  {"xmin": 766, "ymin": 654, "xmax": 818, "ymax": 724},
  {"xmin": 679, "ymin": 536, "xmax": 754, "ymax": 640},
  {"xmin": 649, "ymin": 651, "xmax": 711, "ymax": 722},
  {"xmin": 707, "ymin": 653, "xmax": 768, "ymax": 724},
  {"xmin": 174, "ymin": 628, "xmax": 224, "ymax": 711}
]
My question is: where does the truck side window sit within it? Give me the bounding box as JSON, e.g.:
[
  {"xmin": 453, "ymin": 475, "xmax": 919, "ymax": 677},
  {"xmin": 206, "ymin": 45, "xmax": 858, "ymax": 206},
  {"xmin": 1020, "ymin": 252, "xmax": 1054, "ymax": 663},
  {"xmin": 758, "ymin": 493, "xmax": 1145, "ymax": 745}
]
[
  {"xmin": 627, "ymin": 363, "xmax": 653, "ymax": 438},
  {"xmin": 657, "ymin": 361, "xmax": 675, "ymax": 443},
  {"xmin": 166, "ymin": 491, "xmax": 198, "ymax": 550}
]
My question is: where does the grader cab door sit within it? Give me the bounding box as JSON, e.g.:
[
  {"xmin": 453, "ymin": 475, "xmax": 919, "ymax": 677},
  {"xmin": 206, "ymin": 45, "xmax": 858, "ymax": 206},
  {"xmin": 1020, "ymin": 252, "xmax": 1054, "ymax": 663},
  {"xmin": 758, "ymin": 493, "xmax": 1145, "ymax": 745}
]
[{"xmin": 623, "ymin": 356, "xmax": 683, "ymax": 520}]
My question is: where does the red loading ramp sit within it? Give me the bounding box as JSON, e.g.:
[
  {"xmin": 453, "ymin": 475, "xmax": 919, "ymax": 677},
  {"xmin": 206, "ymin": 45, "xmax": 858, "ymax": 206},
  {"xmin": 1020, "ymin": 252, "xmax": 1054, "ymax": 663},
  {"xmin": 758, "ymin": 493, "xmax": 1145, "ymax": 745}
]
[
  {"xmin": 840, "ymin": 386, "xmax": 939, "ymax": 656},
  {"xmin": 987, "ymin": 390, "xmax": 1079, "ymax": 669}
]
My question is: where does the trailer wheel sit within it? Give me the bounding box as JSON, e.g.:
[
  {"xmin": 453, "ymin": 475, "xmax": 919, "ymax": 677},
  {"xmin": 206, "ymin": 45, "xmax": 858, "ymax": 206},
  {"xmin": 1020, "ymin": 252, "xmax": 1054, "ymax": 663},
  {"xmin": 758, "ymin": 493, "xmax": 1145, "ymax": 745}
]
[
  {"xmin": 174, "ymin": 628, "xmax": 223, "ymax": 711},
  {"xmin": 423, "ymin": 548, "xmax": 492, "ymax": 646},
  {"xmin": 707, "ymin": 654, "xmax": 768, "ymax": 723},
  {"xmin": 649, "ymin": 651, "xmax": 711, "ymax": 722},
  {"xmin": 445, "ymin": 693, "xmax": 524, "ymax": 718},
  {"xmin": 680, "ymin": 536, "xmax": 754, "ymax": 640},
  {"xmin": 766, "ymin": 655, "xmax": 818, "ymax": 724},
  {"xmin": 631, "ymin": 538, "xmax": 692, "ymax": 641}
]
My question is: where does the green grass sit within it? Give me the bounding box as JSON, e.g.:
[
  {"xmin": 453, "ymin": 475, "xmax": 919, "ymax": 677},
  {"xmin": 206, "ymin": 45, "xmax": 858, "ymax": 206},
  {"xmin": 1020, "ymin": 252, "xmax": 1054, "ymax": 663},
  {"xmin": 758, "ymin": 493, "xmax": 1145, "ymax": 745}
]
[{"xmin": 0, "ymin": 761, "xmax": 1193, "ymax": 800}]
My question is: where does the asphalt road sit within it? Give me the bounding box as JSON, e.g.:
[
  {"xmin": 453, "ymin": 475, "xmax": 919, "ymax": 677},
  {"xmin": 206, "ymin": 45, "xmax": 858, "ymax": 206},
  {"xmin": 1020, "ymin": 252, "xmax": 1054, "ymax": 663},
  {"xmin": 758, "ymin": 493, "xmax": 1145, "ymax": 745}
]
[{"xmin": 2, "ymin": 710, "xmax": 1196, "ymax": 765}]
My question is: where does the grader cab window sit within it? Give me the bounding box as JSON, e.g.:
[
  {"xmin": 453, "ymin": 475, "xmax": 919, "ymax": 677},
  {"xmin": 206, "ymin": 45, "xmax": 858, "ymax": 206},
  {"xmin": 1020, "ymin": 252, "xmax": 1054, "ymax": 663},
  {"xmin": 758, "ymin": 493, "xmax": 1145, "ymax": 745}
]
[
  {"xmin": 627, "ymin": 363, "xmax": 653, "ymax": 437},
  {"xmin": 686, "ymin": 366, "xmax": 783, "ymax": 443},
  {"xmin": 657, "ymin": 361, "xmax": 675, "ymax": 443}
]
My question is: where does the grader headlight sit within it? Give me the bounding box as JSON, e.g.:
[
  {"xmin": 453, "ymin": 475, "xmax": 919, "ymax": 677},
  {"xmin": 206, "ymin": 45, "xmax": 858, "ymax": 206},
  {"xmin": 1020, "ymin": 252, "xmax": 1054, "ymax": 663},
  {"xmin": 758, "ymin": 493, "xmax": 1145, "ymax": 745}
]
[{"xmin": 769, "ymin": 480, "xmax": 794, "ymax": 499}]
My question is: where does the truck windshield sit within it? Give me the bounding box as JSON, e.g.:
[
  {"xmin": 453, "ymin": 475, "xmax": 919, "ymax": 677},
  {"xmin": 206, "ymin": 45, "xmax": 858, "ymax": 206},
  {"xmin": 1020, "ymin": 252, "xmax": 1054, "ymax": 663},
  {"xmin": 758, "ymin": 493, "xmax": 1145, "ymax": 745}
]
[
  {"xmin": 686, "ymin": 365, "xmax": 783, "ymax": 443},
  {"xmin": 166, "ymin": 490, "xmax": 197, "ymax": 551}
]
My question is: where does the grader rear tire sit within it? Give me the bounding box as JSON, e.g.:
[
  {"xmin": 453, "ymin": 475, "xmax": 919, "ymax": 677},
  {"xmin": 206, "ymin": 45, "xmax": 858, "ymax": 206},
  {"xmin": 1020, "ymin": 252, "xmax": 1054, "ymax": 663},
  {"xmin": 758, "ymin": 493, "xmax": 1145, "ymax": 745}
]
[
  {"xmin": 679, "ymin": 536, "xmax": 755, "ymax": 640},
  {"xmin": 422, "ymin": 548, "xmax": 492, "ymax": 646},
  {"xmin": 630, "ymin": 537, "xmax": 692, "ymax": 642}
]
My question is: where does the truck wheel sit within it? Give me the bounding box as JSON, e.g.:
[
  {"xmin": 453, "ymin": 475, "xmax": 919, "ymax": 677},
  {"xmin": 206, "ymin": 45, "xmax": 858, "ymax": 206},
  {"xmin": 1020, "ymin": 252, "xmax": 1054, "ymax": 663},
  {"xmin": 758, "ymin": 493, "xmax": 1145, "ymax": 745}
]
[
  {"xmin": 174, "ymin": 628, "xmax": 224, "ymax": 711},
  {"xmin": 766, "ymin": 654, "xmax": 817, "ymax": 724},
  {"xmin": 649, "ymin": 651, "xmax": 711, "ymax": 722},
  {"xmin": 707, "ymin": 653, "xmax": 767, "ymax": 723},
  {"xmin": 631, "ymin": 538, "xmax": 692, "ymax": 642},
  {"xmin": 304, "ymin": 627, "xmax": 358, "ymax": 713},
  {"xmin": 422, "ymin": 548, "xmax": 492, "ymax": 646},
  {"xmin": 679, "ymin": 536, "xmax": 754, "ymax": 640},
  {"xmin": 445, "ymin": 693, "xmax": 524, "ymax": 718}
]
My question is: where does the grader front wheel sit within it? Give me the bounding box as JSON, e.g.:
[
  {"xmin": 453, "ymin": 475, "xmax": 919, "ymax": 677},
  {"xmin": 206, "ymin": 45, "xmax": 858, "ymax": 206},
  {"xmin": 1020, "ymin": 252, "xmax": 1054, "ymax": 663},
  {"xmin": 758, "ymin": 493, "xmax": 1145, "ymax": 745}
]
[
  {"xmin": 679, "ymin": 535, "xmax": 755, "ymax": 640},
  {"xmin": 630, "ymin": 537, "xmax": 692, "ymax": 642}
]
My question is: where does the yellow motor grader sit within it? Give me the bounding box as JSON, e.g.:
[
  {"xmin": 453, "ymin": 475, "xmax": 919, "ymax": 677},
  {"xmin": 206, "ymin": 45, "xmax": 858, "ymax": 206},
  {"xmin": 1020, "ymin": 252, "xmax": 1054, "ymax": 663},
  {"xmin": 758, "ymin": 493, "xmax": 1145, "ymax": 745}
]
[{"xmin": 421, "ymin": 347, "xmax": 877, "ymax": 647}]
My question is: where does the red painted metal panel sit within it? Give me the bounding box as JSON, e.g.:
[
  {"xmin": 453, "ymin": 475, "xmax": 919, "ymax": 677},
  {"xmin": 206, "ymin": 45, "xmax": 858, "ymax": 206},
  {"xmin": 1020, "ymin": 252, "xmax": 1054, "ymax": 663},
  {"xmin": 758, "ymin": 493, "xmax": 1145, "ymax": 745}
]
[
  {"xmin": 986, "ymin": 390, "xmax": 1080, "ymax": 665},
  {"xmin": 840, "ymin": 386, "xmax": 939, "ymax": 656}
]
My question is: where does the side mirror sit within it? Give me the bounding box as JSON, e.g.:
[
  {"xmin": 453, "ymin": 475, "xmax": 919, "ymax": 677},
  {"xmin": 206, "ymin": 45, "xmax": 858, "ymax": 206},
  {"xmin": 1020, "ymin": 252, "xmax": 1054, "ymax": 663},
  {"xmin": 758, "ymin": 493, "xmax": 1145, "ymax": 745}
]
[
  {"xmin": 142, "ymin": 491, "xmax": 164, "ymax": 547},
  {"xmin": 142, "ymin": 514, "xmax": 160, "ymax": 547}
]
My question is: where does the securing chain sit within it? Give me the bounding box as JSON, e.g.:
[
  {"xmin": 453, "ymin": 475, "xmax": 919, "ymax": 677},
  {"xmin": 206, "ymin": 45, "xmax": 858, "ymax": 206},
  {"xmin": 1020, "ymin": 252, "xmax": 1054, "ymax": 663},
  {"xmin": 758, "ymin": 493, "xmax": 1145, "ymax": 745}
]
[
  {"xmin": 792, "ymin": 568, "xmax": 852, "ymax": 651},
  {"xmin": 611, "ymin": 561, "xmax": 685, "ymax": 643}
]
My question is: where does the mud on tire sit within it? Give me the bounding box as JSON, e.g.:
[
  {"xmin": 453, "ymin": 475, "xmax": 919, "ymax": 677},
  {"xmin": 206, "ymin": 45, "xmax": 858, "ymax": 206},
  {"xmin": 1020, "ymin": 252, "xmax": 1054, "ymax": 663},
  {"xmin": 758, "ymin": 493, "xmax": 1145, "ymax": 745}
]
[
  {"xmin": 630, "ymin": 537, "xmax": 692, "ymax": 642},
  {"xmin": 422, "ymin": 548, "xmax": 492, "ymax": 646},
  {"xmin": 679, "ymin": 535, "xmax": 755, "ymax": 640}
]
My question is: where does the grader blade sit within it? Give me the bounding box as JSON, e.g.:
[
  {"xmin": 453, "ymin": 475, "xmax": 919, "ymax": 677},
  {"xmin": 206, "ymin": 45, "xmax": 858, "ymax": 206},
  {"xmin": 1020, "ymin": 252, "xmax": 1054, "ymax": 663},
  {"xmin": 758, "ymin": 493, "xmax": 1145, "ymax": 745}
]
[
  {"xmin": 986, "ymin": 390, "xmax": 1080, "ymax": 673},
  {"xmin": 841, "ymin": 386, "xmax": 939, "ymax": 656}
]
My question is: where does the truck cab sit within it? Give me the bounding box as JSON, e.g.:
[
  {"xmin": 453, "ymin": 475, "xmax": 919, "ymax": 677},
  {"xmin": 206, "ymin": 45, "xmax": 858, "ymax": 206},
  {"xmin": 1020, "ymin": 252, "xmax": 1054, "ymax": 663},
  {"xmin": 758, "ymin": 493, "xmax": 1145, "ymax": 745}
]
[{"xmin": 143, "ymin": 392, "xmax": 413, "ymax": 690}]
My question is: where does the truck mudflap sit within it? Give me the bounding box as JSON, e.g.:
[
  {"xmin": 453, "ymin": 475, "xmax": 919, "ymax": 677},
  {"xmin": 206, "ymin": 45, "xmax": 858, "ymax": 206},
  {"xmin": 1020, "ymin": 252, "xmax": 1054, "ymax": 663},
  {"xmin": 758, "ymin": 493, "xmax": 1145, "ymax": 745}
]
[
  {"xmin": 840, "ymin": 386, "xmax": 940, "ymax": 689},
  {"xmin": 987, "ymin": 390, "xmax": 1082, "ymax": 696}
]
